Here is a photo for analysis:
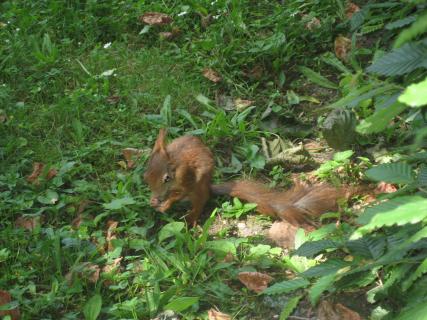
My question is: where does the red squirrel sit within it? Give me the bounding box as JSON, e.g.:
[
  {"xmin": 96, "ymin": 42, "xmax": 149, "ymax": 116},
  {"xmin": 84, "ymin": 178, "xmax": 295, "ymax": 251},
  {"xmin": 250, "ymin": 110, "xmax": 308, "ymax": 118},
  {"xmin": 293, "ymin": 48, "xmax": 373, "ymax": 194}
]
[
  {"xmin": 145, "ymin": 129, "xmax": 351, "ymax": 227},
  {"xmin": 144, "ymin": 129, "xmax": 215, "ymax": 225},
  {"xmin": 211, "ymin": 180, "xmax": 349, "ymax": 227}
]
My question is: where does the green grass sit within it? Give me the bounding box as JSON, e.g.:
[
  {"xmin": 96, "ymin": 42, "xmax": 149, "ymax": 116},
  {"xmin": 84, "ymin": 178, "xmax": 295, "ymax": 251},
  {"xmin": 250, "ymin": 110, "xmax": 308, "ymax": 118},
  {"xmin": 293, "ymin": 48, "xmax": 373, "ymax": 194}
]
[{"xmin": 1, "ymin": 0, "xmax": 427, "ymax": 319}]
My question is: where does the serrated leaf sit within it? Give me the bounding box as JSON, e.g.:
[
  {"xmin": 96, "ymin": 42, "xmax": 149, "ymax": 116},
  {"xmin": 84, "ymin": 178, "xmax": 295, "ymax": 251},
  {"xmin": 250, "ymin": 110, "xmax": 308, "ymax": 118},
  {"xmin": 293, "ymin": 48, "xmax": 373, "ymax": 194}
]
[
  {"xmin": 294, "ymin": 240, "xmax": 338, "ymax": 258},
  {"xmin": 367, "ymin": 41, "xmax": 427, "ymax": 76},
  {"xmin": 279, "ymin": 295, "xmax": 301, "ymax": 320},
  {"xmin": 83, "ymin": 294, "xmax": 102, "ymax": 320},
  {"xmin": 365, "ymin": 162, "xmax": 414, "ymax": 184},
  {"xmin": 262, "ymin": 278, "xmax": 309, "ymax": 295},
  {"xmin": 394, "ymin": 301, "xmax": 427, "ymax": 320},
  {"xmin": 164, "ymin": 297, "xmax": 199, "ymax": 312},
  {"xmin": 402, "ymin": 258, "xmax": 427, "ymax": 291},
  {"xmin": 352, "ymin": 196, "xmax": 427, "ymax": 239},
  {"xmin": 346, "ymin": 236, "xmax": 386, "ymax": 259},
  {"xmin": 309, "ymin": 273, "xmax": 336, "ymax": 306},
  {"xmin": 299, "ymin": 66, "xmax": 338, "ymax": 89},
  {"xmin": 386, "ymin": 16, "xmax": 417, "ymax": 30},
  {"xmin": 322, "ymin": 109, "xmax": 357, "ymax": 150},
  {"xmin": 418, "ymin": 165, "xmax": 427, "ymax": 186},
  {"xmin": 394, "ymin": 12, "xmax": 427, "ymax": 48},
  {"xmin": 302, "ymin": 259, "xmax": 350, "ymax": 278},
  {"xmin": 356, "ymin": 102, "xmax": 407, "ymax": 134},
  {"xmin": 398, "ymin": 76, "xmax": 427, "ymax": 107}
]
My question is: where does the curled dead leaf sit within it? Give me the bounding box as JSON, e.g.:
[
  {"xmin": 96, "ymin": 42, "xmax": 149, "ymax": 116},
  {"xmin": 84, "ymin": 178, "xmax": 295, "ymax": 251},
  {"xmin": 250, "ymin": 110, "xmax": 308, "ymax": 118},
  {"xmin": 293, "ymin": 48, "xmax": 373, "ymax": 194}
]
[
  {"xmin": 234, "ymin": 98, "xmax": 254, "ymax": 112},
  {"xmin": 159, "ymin": 32, "xmax": 174, "ymax": 40},
  {"xmin": 346, "ymin": 2, "xmax": 361, "ymax": 19},
  {"xmin": 375, "ymin": 182, "xmax": 397, "ymax": 194},
  {"xmin": 102, "ymin": 257, "xmax": 123, "ymax": 274},
  {"xmin": 139, "ymin": 12, "xmax": 172, "ymax": 25},
  {"xmin": 208, "ymin": 309, "xmax": 231, "ymax": 320},
  {"xmin": 305, "ymin": 16, "xmax": 321, "ymax": 30},
  {"xmin": 27, "ymin": 162, "xmax": 44, "ymax": 184},
  {"xmin": 0, "ymin": 290, "xmax": 20, "ymax": 320},
  {"xmin": 334, "ymin": 36, "xmax": 352, "ymax": 61},
  {"xmin": 268, "ymin": 221, "xmax": 298, "ymax": 249},
  {"xmin": 46, "ymin": 168, "xmax": 57, "ymax": 180},
  {"xmin": 122, "ymin": 148, "xmax": 145, "ymax": 169},
  {"xmin": 106, "ymin": 220, "xmax": 119, "ymax": 252},
  {"xmin": 238, "ymin": 271, "xmax": 273, "ymax": 293},
  {"xmin": 318, "ymin": 301, "xmax": 362, "ymax": 320},
  {"xmin": 86, "ymin": 263, "xmax": 101, "ymax": 283},
  {"xmin": 203, "ymin": 68, "xmax": 222, "ymax": 83},
  {"xmin": 15, "ymin": 216, "xmax": 40, "ymax": 231}
]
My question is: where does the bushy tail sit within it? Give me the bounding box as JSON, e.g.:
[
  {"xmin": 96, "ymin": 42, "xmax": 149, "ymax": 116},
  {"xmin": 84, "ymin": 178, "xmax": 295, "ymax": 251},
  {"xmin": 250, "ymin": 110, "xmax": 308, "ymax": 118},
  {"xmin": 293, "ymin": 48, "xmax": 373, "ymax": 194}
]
[{"xmin": 211, "ymin": 180, "xmax": 355, "ymax": 226}]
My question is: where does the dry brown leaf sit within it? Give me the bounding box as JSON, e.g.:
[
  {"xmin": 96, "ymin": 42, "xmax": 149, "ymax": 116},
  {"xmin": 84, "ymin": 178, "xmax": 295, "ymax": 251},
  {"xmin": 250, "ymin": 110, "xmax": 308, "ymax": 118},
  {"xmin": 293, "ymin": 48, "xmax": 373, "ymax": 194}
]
[
  {"xmin": 106, "ymin": 220, "xmax": 119, "ymax": 252},
  {"xmin": 15, "ymin": 216, "xmax": 40, "ymax": 231},
  {"xmin": 46, "ymin": 168, "xmax": 57, "ymax": 180},
  {"xmin": 268, "ymin": 221, "xmax": 298, "ymax": 249},
  {"xmin": 318, "ymin": 301, "xmax": 362, "ymax": 320},
  {"xmin": 86, "ymin": 263, "xmax": 101, "ymax": 283},
  {"xmin": 102, "ymin": 257, "xmax": 123, "ymax": 274},
  {"xmin": 27, "ymin": 162, "xmax": 44, "ymax": 184},
  {"xmin": 159, "ymin": 31, "xmax": 174, "ymax": 40},
  {"xmin": 0, "ymin": 290, "xmax": 20, "ymax": 320},
  {"xmin": 203, "ymin": 68, "xmax": 222, "ymax": 83},
  {"xmin": 122, "ymin": 148, "xmax": 144, "ymax": 169},
  {"xmin": 238, "ymin": 271, "xmax": 273, "ymax": 293},
  {"xmin": 234, "ymin": 98, "xmax": 254, "ymax": 111},
  {"xmin": 305, "ymin": 16, "xmax": 321, "ymax": 30},
  {"xmin": 334, "ymin": 36, "xmax": 352, "ymax": 61},
  {"xmin": 346, "ymin": 2, "xmax": 361, "ymax": 19},
  {"xmin": 375, "ymin": 182, "xmax": 397, "ymax": 194},
  {"xmin": 139, "ymin": 12, "xmax": 172, "ymax": 25},
  {"xmin": 208, "ymin": 309, "xmax": 231, "ymax": 320}
]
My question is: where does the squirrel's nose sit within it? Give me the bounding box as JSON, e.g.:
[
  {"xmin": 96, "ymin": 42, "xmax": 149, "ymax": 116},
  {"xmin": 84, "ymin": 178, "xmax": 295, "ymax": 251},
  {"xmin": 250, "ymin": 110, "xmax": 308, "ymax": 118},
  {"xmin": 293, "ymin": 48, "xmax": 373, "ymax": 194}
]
[{"xmin": 150, "ymin": 197, "xmax": 160, "ymax": 207}]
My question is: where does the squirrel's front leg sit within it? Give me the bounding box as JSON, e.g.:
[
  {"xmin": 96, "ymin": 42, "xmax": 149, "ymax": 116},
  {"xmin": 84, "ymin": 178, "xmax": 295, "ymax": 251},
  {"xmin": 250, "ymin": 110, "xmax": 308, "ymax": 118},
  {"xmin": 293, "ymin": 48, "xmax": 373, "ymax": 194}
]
[{"xmin": 158, "ymin": 191, "xmax": 184, "ymax": 213}]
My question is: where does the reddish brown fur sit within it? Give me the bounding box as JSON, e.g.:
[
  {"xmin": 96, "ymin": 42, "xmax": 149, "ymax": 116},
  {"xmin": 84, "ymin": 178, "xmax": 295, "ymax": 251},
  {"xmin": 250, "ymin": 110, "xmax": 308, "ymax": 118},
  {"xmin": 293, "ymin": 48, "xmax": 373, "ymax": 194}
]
[
  {"xmin": 144, "ymin": 129, "xmax": 214, "ymax": 225},
  {"xmin": 211, "ymin": 180, "xmax": 349, "ymax": 227}
]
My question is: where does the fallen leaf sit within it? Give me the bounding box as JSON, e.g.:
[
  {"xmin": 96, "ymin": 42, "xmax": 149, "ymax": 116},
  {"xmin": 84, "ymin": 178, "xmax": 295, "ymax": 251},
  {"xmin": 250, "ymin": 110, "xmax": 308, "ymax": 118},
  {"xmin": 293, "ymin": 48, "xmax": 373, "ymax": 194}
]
[
  {"xmin": 305, "ymin": 16, "xmax": 321, "ymax": 30},
  {"xmin": 334, "ymin": 36, "xmax": 352, "ymax": 61},
  {"xmin": 318, "ymin": 301, "xmax": 362, "ymax": 320},
  {"xmin": 139, "ymin": 12, "xmax": 172, "ymax": 25},
  {"xmin": 106, "ymin": 95, "xmax": 120, "ymax": 105},
  {"xmin": 268, "ymin": 221, "xmax": 298, "ymax": 249},
  {"xmin": 106, "ymin": 220, "xmax": 119, "ymax": 252},
  {"xmin": 27, "ymin": 162, "xmax": 44, "ymax": 184},
  {"xmin": 159, "ymin": 31, "xmax": 174, "ymax": 40},
  {"xmin": 234, "ymin": 98, "xmax": 254, "ymax": 111},
  {"xmin": 346, "ymin": 2, "xmax": 361, "ymax": 19},
  {"xmin": 0, "ymin": 290, "xmax": 20, "ymax": 320},
  {"xmin": 375, "ymin": 182, "xmax": 397, "ymax": 194},
  {"xmin": 238, "ymin": 271, "xmax": 273, "ymax": 293},
  {"xmin": 86, "ymin": 263, "xmax": 101, "ymax": 283},
  {"xmin": 15, "ymin": 216, "xmax": 40, "ymax": 231},
  {"xmin": 122, "ymin": 148, "xmax": 144, "ymax": 169},
  {"xmin": 203, "ymin": 68, "xmax": 222, "ymax": 83},
  {"xmin": 46, "ymin": 168, "xmax": 57, "ymax": 180},
  {"xmin": 208, "ymin": 309, "xmax": 231, "ymax": 320},
  {"xmin": 102, "ymin": 257, "xmax": 123, "ymax": 274}
]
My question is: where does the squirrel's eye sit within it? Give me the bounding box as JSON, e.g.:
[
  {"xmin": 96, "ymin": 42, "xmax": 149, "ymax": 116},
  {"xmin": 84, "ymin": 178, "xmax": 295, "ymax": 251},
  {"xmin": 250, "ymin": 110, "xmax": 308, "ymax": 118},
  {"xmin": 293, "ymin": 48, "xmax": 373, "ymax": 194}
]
[{"xmin": 163, "ymin": 174, "xmax": 171, "ymax": 183}]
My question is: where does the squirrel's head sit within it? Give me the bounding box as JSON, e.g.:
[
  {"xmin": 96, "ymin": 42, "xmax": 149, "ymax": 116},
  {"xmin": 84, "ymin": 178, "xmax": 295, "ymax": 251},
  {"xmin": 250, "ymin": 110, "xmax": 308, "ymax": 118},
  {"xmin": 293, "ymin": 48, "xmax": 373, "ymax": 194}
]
[{"xmin": 144, "ymin": 129, "xmax": 175, "ymax": 207}]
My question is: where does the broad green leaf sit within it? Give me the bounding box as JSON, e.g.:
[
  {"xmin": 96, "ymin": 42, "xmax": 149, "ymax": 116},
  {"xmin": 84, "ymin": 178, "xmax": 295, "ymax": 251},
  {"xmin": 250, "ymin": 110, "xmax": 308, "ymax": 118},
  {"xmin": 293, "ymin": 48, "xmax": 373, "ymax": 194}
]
[
  {"xmin": 309, "ymin": 273, "xmax": 336, "ymax": 306},
  {"xmin": 302, "ymin": 259, "xmax": 350, "ymax": 278},
  {"xmin": 352, "ymin": 196, "xmax": 427, "ymax": 239},
  {"xmin": 103, "ymin": 197, "xmax": 135, "ymax": 210},
  {"xmin": 158, "ymin": 222, "xmax": 185, "ymax": 242},
  {"xmin": 394, "ymin": 12, "xmax": 427, "ymax": 48},
  {"xmin": 386, "ymin": 16, "xmax": 417, "ymax": 30},
  {"xmin": 365, "ymin": 162, "xmax": 414, "ymax": 184},
  {"xmin": 367, "ymin": 41, "xmax": 427, "ymax": 76},
  {"xmin": 398, "ymin": 77, "xmax": 427, "ymax": 107},
  {"xmin": 294, "ymin": 240, "xmax": 338, "ymax": 258},
  {"xmin": 356, "ymin": 102, "xmax": 407, "ymax": 134},
  {"xmin": 333, "ymin": 150, "xmax": 354, "ymax": 161},
  {"xmin": 262, "ymin": 278, "xmax": 309, "ymax": 295},
  {"xmin": 417, "ymin": 165, "xmax": 427, "ymax": 186},
  {"xmin": 164, "ymin": 297, "xmax": 199, "ymax": 312},
  {"xmin": 394, "ymin": 301, "xmax": 427, "ymax": 320},
  {"xmin": 37, "ymin": 190, "xmax": 59, "ymax": 205},
  {"xmin": 83, "ymin": 294, "xmax": 102, "ymax": 320},
  {"xmin": 402, "ymin": 258, "xmax": 427, "ymax": 291},
  {"xmin": 205, "ymin": 239, "xmax": 237, "ymax": 258},
  {"xmin": 346, "ymin": 236, "xmax": 386, "ymax": 259},
  {"xmin": 299, "ymin": 66, "xmax": 338, "ymax": 89},
  {"xmin": 279, "ymin": 295, "xmax": 302, "ymax": 320}
]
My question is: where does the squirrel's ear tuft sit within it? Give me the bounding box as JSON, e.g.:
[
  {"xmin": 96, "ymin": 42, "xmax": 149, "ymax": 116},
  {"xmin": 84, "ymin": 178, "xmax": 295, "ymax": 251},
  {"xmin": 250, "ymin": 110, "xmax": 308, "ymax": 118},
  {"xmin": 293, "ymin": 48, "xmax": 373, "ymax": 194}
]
[{"xmin": 152, "ymin": 128, "xmax": 168, "ymax": 155}]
